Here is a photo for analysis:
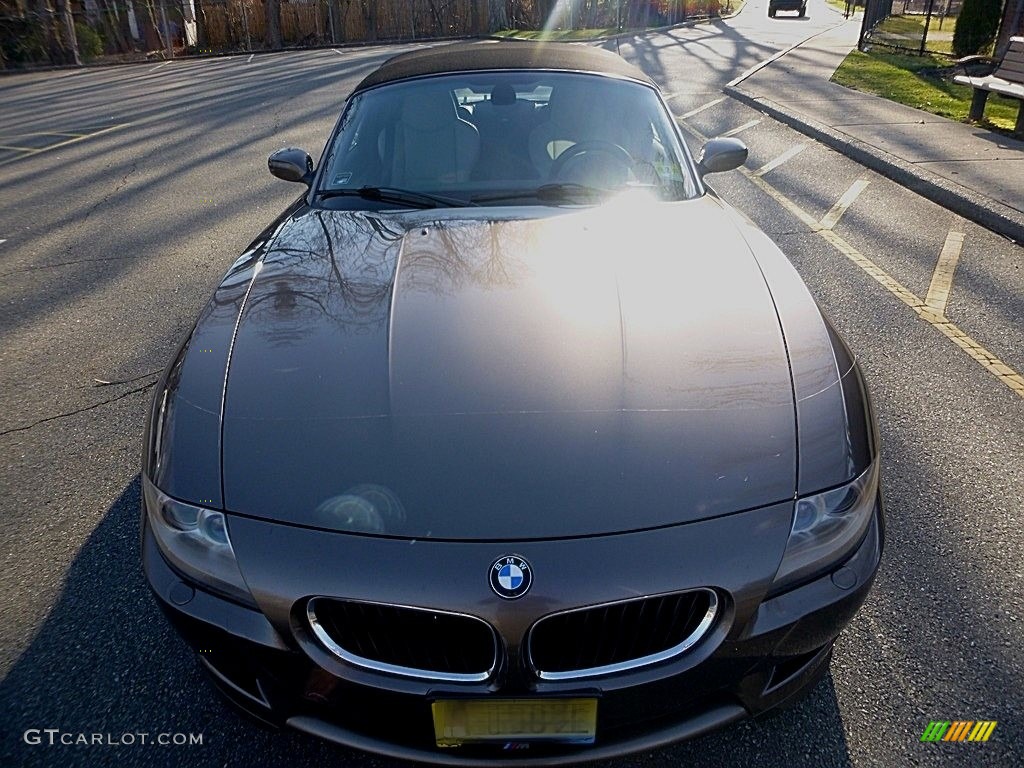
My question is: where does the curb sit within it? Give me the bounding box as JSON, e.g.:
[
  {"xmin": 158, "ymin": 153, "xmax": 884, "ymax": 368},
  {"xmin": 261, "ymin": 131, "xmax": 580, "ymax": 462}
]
[{"xmin": 724, "ymin": 85, "xmax": 1024, "ymax": 245}]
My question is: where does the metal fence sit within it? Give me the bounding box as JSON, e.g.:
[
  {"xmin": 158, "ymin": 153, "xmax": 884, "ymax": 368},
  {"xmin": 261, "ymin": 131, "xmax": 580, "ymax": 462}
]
[
  {"xmin": 857, "ymin": 0, "xmax": 965, "ymax": 56},
  {"xmin": 1, "ymin": 0, "xmax": 735, "ymax": 68}
]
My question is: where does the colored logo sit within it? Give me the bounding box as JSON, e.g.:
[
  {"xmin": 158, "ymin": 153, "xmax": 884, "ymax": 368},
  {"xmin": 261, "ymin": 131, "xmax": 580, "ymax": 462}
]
[
  {"xmin": 489, "ymin": 555, "xmax": 532, "ymax": 599},
  {"xmin": 921, "ymin": 721, "xmax": 997, "ymax": 742}
]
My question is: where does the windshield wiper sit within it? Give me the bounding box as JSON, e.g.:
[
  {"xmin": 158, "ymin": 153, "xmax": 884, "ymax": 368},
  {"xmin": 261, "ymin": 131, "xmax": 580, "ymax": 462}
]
[
  {"xmin": 472, "ymin": 183, "xmax": 619, "ymax": 204},
  {"xmin": 315, "ymin": 186, "xmax": 476, "ymax": 209}
]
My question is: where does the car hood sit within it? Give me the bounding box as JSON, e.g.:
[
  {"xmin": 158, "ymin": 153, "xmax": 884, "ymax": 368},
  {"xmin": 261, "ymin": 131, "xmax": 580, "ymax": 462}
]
[{"xmin": 219, "ymin": 197, "xmax": 796, "ymax": 539}]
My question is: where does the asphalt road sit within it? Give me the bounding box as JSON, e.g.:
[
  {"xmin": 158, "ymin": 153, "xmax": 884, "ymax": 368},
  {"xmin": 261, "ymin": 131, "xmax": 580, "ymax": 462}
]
[{"xmin": 2, "ymin": 1, "xmax": 1023, "ymax": 766}]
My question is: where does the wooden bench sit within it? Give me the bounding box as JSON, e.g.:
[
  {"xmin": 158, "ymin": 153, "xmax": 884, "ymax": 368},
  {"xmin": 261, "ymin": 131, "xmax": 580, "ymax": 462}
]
[{"xmin": 953, "ymin": 36, "xmax": 1024, "ymax": 137}]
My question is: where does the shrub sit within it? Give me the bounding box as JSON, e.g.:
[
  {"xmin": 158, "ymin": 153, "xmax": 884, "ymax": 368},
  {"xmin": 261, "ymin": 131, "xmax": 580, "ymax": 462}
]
[
  {"xmin": 951, "ymin": 0, "xmax": 1002, "ymax": 57},
  {"xmin": 0, "ymin": 19, "xmax": 45, "ymax": 65},
  {"xmin": 74, "ymin": 21, "xmax": 105, "ymax": 61}
]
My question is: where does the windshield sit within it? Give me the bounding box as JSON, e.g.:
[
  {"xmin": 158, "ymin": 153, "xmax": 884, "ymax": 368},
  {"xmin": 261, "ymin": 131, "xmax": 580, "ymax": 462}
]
[{"xmin": 317, "ymin": 71, "xmax": 699, "ymax": 208}]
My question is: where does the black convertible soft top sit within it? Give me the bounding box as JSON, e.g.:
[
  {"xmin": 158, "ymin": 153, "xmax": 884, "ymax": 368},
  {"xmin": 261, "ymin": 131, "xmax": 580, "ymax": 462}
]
[{"xmin": 352, "ymin": 40, "xmax": 657, "ymax": 92}]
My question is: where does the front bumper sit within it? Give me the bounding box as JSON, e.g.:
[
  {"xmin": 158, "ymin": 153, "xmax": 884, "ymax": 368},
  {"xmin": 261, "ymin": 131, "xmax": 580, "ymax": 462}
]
[{"xmin": 142, "ymin": 497, "xmax": 882, "ymax": 765}]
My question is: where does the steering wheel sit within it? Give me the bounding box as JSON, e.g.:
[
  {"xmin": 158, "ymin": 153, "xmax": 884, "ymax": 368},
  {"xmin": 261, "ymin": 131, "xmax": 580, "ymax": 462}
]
[{"xmin": 549, "ymin": 140, "xmax": 634, "ymax": 182}]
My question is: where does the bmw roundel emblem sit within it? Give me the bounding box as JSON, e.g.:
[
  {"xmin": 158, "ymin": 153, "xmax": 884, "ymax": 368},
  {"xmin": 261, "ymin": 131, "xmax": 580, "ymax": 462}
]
[{"xmin": 489, "ymin": 555, "xmax": 532, "ymax": 599}]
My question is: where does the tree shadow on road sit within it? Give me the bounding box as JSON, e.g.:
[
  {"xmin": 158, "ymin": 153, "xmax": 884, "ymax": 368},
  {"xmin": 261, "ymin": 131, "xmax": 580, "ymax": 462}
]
[{"xmin": 0, "ymin": 475, "xmax": 855, "ymax": 768}]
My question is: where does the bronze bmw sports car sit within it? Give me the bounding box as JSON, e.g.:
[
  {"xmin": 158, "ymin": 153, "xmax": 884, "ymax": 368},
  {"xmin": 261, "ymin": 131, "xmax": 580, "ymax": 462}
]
[{"xmin": 142, "ymin": 41, "xmax": 883, "ymax": 764}]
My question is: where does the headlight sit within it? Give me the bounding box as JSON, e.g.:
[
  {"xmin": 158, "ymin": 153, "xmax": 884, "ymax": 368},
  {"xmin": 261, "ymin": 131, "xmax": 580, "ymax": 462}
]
[
  {"xmin": 143, "ymin": 476, "xmax": 256, "ymax": 607},
  {"xmin": 770, "ymin": 459, "xmax": 880, "ymax": 594}
]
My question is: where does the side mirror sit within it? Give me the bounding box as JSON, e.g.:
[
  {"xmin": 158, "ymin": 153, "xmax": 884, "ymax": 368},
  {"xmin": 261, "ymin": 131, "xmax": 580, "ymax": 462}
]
[
  {"xmin": 696, "ymin": 137, "xmax": 748, "ymax": 177},
  {"xmin": 268, "ymin": 147, "xmax": 314, "ymax": 184}
]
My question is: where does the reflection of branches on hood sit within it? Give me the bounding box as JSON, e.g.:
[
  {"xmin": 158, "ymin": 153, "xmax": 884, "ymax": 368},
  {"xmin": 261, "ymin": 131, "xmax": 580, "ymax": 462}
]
[
  {"xmin": 316, "ymin": 210, "xmax": 345, "ymax": 292},
  {"xmin": 480, "ymin": 221, "xmax": 531, "ymax": 287},
  {"xmin": 315, "ymin": 212, "xmax": 399, "ymax": 324},
  {"xmin": 246, "ymin": 281, "xmax": 329, "ymax": 317},
  {"xmin": 366, "ymin": 214, "xmax": 405, "ymax": 243},
  {"xmin": 243, "ymin": 277, "xmax": 330, "ymax": 348},
  {"xmin": 400, "ymin": 221, "xmax": 528, "ymax": 295}
]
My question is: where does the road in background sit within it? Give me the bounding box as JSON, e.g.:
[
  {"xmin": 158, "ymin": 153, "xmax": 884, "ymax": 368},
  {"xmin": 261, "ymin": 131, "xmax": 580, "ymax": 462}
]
[{"xmin": 1, "ymin": 2, "xmax": 1022, "ymax": 766}]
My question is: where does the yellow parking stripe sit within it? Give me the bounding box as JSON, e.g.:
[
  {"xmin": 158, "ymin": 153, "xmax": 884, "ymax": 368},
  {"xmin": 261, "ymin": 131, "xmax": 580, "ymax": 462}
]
[
  {"xmin": 753, "ymin": 143, "xmax": 807, "ymax": 177},
  {"xmin": 677, "ymin": 96, "xmax": 726, "ymax": 116},
  {"xmin": 722, "ymin": 118, "xmax": 761, "ymax": 137},
  {"xmin": 925, "ymin": 226, "xmax": 966, "ymax": 316},
  {"xmin": 676, "ymin": 115, "xmax": 1024, "ymax": 401},
  {"xmin": 0, "ymin": 131, "xmax": 87, "ymax": 139},
  {"xmin": 819, "ymin": 179, "xmax": 870, "ymax": 231},
  {"xmin": 0, "ymin": 123, "xmax": 130, "ymax": 169}
]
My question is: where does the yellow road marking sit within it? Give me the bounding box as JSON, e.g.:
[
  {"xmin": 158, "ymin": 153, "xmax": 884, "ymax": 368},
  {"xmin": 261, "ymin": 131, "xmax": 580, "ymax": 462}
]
[
  {"xmin": 677, "ymin": 96, "xmax": 726, "ymax": 117},
  {"xmin": 819, "ymin": 178, "xmax": 870, "ymax": 231},
  {"xmin": 722, "ymin": 118, "xmax": 761, "ymax": 137},
  {"xmin": 0, "ymin": 131, "xmax": 86, "ymax": 139},
  {"xmin": 678, "ymin": 115, "xmax": 1024, "ymax": 400},
  {"xmin": 925, "ymin": 225, "xmax": 965, "ymax": 315},
  {"xmin": 0, "ymin": 123, "xmax": 130, "ymax": 169},
  {"xmin": 0, "ymin": 145, "xmax": 40, "ymax": 153},
  {"xmin": 754, "ymin": 143, "xmax": 807, "ymax": 177},
  {"xmin": 745, "ymin": 170, "xmax": 820, "ymax": 228}
]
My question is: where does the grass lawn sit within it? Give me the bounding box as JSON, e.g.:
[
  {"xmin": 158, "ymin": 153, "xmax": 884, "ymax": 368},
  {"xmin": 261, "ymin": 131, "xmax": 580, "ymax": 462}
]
[
  {"xmin": 831, "ymin": 50, "xmax": 1020, "ymax": 133},
  {"xmin": 825, "ymin": 0, "xmax": 862, "ymax": 14}
]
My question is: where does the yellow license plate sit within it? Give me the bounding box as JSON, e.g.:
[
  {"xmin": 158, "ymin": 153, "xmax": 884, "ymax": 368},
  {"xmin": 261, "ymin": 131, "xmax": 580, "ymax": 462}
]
[{"xmin": 432, "ymin": 698, "xmax": 598, "ymax": 746}]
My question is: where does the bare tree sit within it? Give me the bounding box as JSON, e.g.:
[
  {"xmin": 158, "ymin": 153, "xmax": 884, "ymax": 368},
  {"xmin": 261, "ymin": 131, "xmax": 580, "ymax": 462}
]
[
  {"xmin": 140, "ymin": 0, "xmax": 168, "ymax": 54},
  {"xmin": 194, "ymin": 0, "xmax": 208, "ymax": 49},
  {"xmin": 55, "ymin": 0, "xmax": 80, "ymax": 64},
  {"xmin": 488, "ymin": 0, "xmax": 509, "ymax": 31},
  {"xmin": 95, "ymin": 0, "xmax": 132, "ymax": 53},
  {"xmin": 265, "ymin": 0, "xmax": 283, "ymax": 48},
  {"xmin": 360, "ymin": 0, "xmax": 378, "ymax": 40}
]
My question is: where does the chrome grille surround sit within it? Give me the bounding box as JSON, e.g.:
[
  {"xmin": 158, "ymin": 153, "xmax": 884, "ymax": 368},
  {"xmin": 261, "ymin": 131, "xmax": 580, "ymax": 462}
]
[
  {"xmin": 306, "ymin": 597, "xmax": 499, "ymax": 683},
  {"xmin": 526, "ymin": 588, "xmax": 719, "ymax": 681}
]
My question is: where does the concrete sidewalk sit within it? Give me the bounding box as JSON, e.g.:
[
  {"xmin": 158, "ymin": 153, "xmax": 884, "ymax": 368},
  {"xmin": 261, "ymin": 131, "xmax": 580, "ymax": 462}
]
[{"xmin": 725, "ymin": 16, "xmax": 1024, "ymax": 243}]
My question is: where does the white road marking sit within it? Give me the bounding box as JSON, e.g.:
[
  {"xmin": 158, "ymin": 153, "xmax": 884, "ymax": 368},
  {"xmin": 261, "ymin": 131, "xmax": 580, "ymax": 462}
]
[
  {"xmin": 753, "ymin": 143, "xmax": 807, "ymax": 177},
  {"xmin": 819, "ymin": 178, "xmax": 870, "ymax": 231},
  {"xmin": 0, "ymin": 239, "xmax": 7, "ymax": 245},
  {"xmin": 722, "ymin": 119, "xmax": 760, "ymax": 137},
  {"xmin": 925, "ymin": 224, "xmax": 966, "ymax": 316},
  {"xmin": 148, "ymin": 61, "xmax": 169, "ymax": 73},
  {"xmin": 678, "ymin": 96, "xmax": 726, "ymax": 119},
  {"xmin": 247, "ymin": 53, "xmax": 255, "ymax": 64}
]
